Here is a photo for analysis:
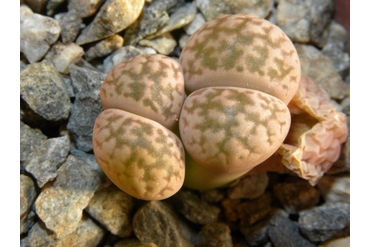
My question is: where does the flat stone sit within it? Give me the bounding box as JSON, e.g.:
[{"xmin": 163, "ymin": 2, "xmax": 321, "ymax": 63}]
[
  {"xmin": 268, "ymin": 210, "xmax": 315, "ymax": 247},
  {"xmin": 20, "ymin": 174, "xmax": 37, "ymax": 222},
  {"xmin": 295, "ymin": 44, "xmax": 350, "ymax": 100},
  {"xmin": 35, "ymin": 152, "xmax": 108, "ymax": 238},
  {"xmin": 197, "ymin": 222, "xmax": 233, "ymax": 247},
  {"xmin": 20, "ymin": 5, "xmax": 61, "ymax": 63},
  {"xmin": 146, "ymin": 2, "xmax": 197, "ymax": 39},
  {"xmin": 24, "ymin": 135, "xmax": 70, "ymax": 187},
  {"xmin": 21, "ymin": 210, "xmax": 37, "ymax": 235},
  {"xmin": 20, "ymin": 60, "xmax": 28, "ymax": 71},
  {"xmin": 21, "ymin": 215, "xmax": 106, "ymax": 247},
  {"xmin": 24, "ymin": 0, "xmax": 48, "ymax": 13},
  {"xmin": 66, "ymin": 65, "xmax": 106, "ymax": 151},
  {"xmin": 102, "ymin": 45, "xmax": 144, "ymax": 73},
  {"xmin": 322, "ymin": 21, "xmax": 350, "ymax": 78},
  {"xmin": 139, "ymin": 32, "xmax": 177, "ymax": 55},
  {"xmin": 221, "ymin": 198, "xmax": 240, "ymax": 222},
  {"xmin": 299, "ymin": 203, "xmax": 350, "ymax": 242},
  {"xmin": 277, "ymin": 0, "xmax": 334, "ymax": 47},
  {"xmin": 133, "ymin": 201, "xmax": 194, "ymax": 247},
  {"xmin": 183, "ymin": 13, "xmax": 206, "ymax": 35},
  {"xmin": 20, "ymin": 121, "xmax": 47, "ymax": 169},
  {"xmin": 179, "ymin": 34, "xmax": 190, "ymax": 49},
  {"xmin": 45, "ymin": 42, "xmax": 84, "ymax": 74},
  {"xmin": 318, "ymin": 236, "xmax": 350, "ymax": 247},
  {"xmin": 200, "ymin": 189, "xmax": 225, "ymax": 204},
  {"xmin": 85, "ymin": 35, "xmax": 124, "ymax": 61},
  {"xmin": 240, "ymin": 214, "xmax": 272, "ymax": 246},
  {"xmin": 123, "ymin": 0, "xmax": 185, "ymax": 45},
  {"xmin": 317, "ymin": 175, "xmax": 350, "ymax": 204},
  {"xmin": 171, "ymin": 190, "xmax": 220, "ymax": 225},
  {"xmin": 68, "ymin": 0, "xmax": 106, "ymax": 18},
  {"xmin": 238, "ymin": 193, "xmax": 272, "ymax": 227},
  {"xmin": 46, "ymin": 0, "xmax": 66, "ymax": 16},
  {"xmin": 54, "ymin": 11, "xmax": 83, "ymax": 44},
  {"xmin": 273, "ymin": 178, "xmax": 320, "ymax": 214},
  {"xmin": 228, "ymin": 173, "xmax": 269, "ymax": 200},
  {"xmin": 114, "ymin": 238, "xmax": 158, "ymax": 247},
  {"xmin": 196, "ymin": 0, "xmax": 274, "ymax": 21},
  {"xmin": 75, "ymin": 0, "xmax": 145, "ymax": 45},
  {"xmin": 85, "ymin": 185, "xmax": 134, "ymax": 237},
  {"xmin": 20, "ymin": 60, "xmax": 72, "ymax": 121}
]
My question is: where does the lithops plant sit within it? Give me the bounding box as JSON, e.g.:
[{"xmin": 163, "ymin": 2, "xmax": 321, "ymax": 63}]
[
  {"xmin": 180, "ymin": 14, "xmax": 301, "ymax": 105},
  {"xmin": 93, "ymin": 54, "xmax": 186, "ymax": 200},
  {"xmin": 179, "ymin": 14, "xmax": 301, "ymax": 190}
]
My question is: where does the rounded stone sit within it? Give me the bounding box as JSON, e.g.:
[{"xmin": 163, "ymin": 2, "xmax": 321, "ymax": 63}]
[
  {"xmin": 179, "ymin": 87, "xmax": 291, "ymax": 173},
  {"xmin": 75, "ymin": 0, "xmax": 145, "ymax": 45},
  {"xmin": 100, "ymin": 54, "xmax": 185, "ymax": 131},
  {"xmin": 179, "ymin": 14, "xmax": 301, "ymax": 104},
  {"xmin": 93, "ymin": 108, "xmax": 186, "ymax": 200}
]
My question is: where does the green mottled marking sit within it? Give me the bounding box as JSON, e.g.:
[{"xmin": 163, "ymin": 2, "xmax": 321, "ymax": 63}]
[
  {"xmin": 184, "ymin": 89, "xmax": 258, "ymax": 159},
  {"xmin": 183, "ymin": 15, "xmax": 297, "ymax": 91},
  {"xmin": 96, "ymin": 111, "xmax": 183, "ymax": 186},
  {"xmin": 267, "ymin": 58, "xmax": 293, "ymax": 81},
  {"xmin": 246, "ymin": 46, "xmax": 268, "ymax": 76},
  {"xmin": 107, "ymin": 55, "xmax": 181, "ymax": 120},
  {"xmin": 184, "ymin": 88, "xmax": 288, "ymax": 162}
]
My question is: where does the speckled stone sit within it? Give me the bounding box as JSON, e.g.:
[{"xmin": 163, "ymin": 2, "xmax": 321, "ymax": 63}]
[
  {"xmin": 273, "ymin": 178, "xmax": 320, "ymax": 213},
  {"xmin": 68, "ymin": 0, "xmax": 105, "ymax": 18},
  {"xmin": 133, "ymin": 201, "xmax": 194, "ymax": 247},
  {"xmin": 183, "ymin": 12, "xmax": 206, "ymax": 35},
  {"xmin": 197, "ymin": 222, "xmax": 233, "ymax": 247},
  {"xmin": 102, "ymin": 45, "xmax": 144, "ymax": 73},
  {"xmin": 171, "ymin": 190, "xmax": 220, "ymax": 225},
  {"xmin": 45, "ymin": 42, "xmax": 84, "ymax": 74},
  {"xmin": 75, "ymin": 0, "xmax": 145, "ymax": 45},
  {"xmin": 85, "ymin": 35, "xmax": 124, "ymax": 61},
  {"xmin": 54, "ymin": 11, "xmax": 83, "ymax": 43},
  {"xmin": 20, "ymin": 5, "xmax": 61, "ymax": 63},
  {"xmin": 317, "ymin": 175, "xmax": 350, "ymax": 205},
  {"xmin": 322, "ymin": 21, "xmax": 350, "ymax": 78},
  {"xmin": 24, "ymin": 0, "xmax": 48, "ymax": 13},
  {"xmin": 146, "ymin": 2, "xmax": 197, "ymax": 39},
  {"xmin": 299, "ymin": 203, "xmax": 350, "ymax": 242},
  {"xmin": 20, "ymin": 121, "xmax": 47, "ymax": 170},
  {"xmin": 238, "ymin": 193, "xmax": 272, "ymax": 227},
  {"xmin": 295, "ymin": 44, "xmax": 350, "ymax": 100},
  {"xmin": 85, "ymin": 185, "xmax": 134, "ymax": 237},
  {"xmin": 114, "ymin": 239, "xmax": 158, "ymax": 247},
  {"xmin": 35, "ymin": 153, "xmax": 108, "ymax": 238},
  {"xmin": 123, "ymin": 0, "xmax": 185, "ymax": 45},
  {"xmin": 20, "ymin": 60, "xmax": 72, "ymax": 121},
  {"xmin": 195, "ymin": 0, "xmax": 274, "ymax": 21},
  {"xmin": 277, "ymin": 0, "xmax": 334, "ymax": 48},
  {"xmin": 21, "ymin": 215, "xmax": 106, "ymax": 247},
  {"xmin": 24, "ymin": 135, "xmax": 70, "ymax": 187},
  {"xmin": 67, "ymin": 65, "xmax": 106, "ymax": 151},
  {"xmin": 20, "ymin": 175, "xmax": 37, "ymax": 225},
  {"xmin": 21, "ymin": 210, "xmax": 37, "ymax": 235},
  {"xmin": 46, "ymin": 0, "xmax": 66, "ymax": 16},
  {"xmin": 228, "ymin": 173, "xmax": 269, "ymax": 200},
  {"xmin": 139, "ymin": 32, "xmax": 177, "ymax": 55},
  {"xmin": 268, "ymin": 210, "xmax": 315, "ymax": 247}
]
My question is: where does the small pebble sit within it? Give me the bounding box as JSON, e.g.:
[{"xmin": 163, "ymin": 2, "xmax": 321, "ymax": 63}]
[
  {"xmin": 68, "ymin": 0, "xmax": 105, "ymax": 18},
  {"xmin": 20, "ymin": 60, "xmax": 72, "ymax": 121},
  {"xmin": 139, "ymin": 32, "xmax": 177, "ymax": 55},
  {"xmin": 54, "ymin": 11, "xmax": 83, "ymax": 44},
  {"xmin": 85, "ymin": 35, "xmax": 124, "ymax": 61},
  {"xmin": 20, "ymin": 5, "xmax": 61, "ymax": 63}
]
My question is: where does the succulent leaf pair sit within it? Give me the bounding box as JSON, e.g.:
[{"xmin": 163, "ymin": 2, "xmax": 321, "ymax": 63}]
[{"xmin": 93, "ymin": 14, "xmax": 301, "ymax": 200}]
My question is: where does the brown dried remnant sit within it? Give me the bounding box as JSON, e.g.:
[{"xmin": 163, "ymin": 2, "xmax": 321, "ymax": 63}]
[{"xmin": 278, "ymin": 76, "xmax": 348, "ymax": 185}]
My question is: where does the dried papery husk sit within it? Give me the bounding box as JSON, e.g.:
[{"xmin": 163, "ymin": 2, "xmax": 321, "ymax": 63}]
[{"xmin": 276, "ymin": 76, "xmax": 348, "ymax": 185}]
